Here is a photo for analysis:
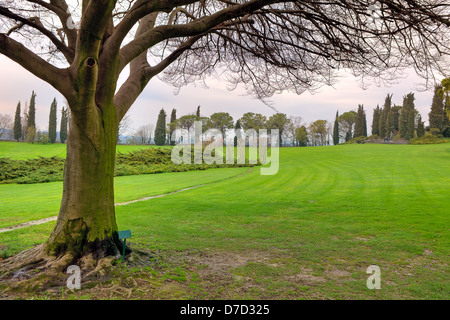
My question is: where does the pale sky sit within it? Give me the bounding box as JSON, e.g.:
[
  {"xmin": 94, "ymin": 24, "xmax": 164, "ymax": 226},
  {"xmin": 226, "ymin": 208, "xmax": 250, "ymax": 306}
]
[{"xmin": 0, "ymin": 54, "xmax": 437, "ymax": 136}]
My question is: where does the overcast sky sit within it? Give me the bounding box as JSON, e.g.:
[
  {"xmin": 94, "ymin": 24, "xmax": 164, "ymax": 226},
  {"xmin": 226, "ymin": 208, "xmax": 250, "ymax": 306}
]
[{"xmin": 0, "ymin": 54, "xmax": 437, "ymax": 135}]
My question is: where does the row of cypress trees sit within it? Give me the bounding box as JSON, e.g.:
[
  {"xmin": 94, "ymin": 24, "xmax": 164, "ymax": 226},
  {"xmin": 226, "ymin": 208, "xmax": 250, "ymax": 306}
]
[
  {"xmin": 371, "ymin": 93, "xmax": 421, "ymax": 140},
  {"xmin": 371, "ymin": 88, "xmax": 448, "ymax": 141},
  {"xmin": 154, "ymin": 106, "xmax": 204, "ymax": 146},
  {"xmin": 332, "ymin": 89, "xmax": 438, "ymax": 145},
  {"xmin": 333, "ymin": 105, "xmax": 368, "ymax": 144},
  {"xmin": 13, "ymin": 92, "xmax": 69, "ymax": 143}
]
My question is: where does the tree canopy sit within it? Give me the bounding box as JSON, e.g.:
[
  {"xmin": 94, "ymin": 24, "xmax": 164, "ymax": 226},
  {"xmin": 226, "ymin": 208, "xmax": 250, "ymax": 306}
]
[
  {"xmin": 1, "ymin": 0, "xmax": 450, "ymax": 114},
  {"xmin": 240, "ymin": 112, "xmax": 267, "ymax": 131},
  {"xmin": 208, "ymin": 112, "xmax": 234, "ymax": 137}
]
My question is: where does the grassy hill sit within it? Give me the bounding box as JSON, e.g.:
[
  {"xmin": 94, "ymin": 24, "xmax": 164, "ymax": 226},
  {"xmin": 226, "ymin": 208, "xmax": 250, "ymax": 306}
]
[{"xmin": 0, "ymin": 142, "xmax": 449, "ymax": 299}]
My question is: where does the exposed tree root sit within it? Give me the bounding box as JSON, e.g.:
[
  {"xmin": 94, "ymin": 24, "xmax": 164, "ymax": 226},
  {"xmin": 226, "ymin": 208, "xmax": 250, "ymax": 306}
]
[{"xmin": 0, "ymin": 241, "xmax": 131, "ymax": 293}]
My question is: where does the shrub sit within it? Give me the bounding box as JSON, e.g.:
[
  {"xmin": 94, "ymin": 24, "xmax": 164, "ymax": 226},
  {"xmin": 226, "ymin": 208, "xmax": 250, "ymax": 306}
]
[
  {"xmin": 0, "ymin": 148, "xmax": 257, "ymax": 184},
  {"xmin": 37, "ymin": 131, "xmax": 49, "ymax": 144},
  {"xmin": 345, "ymin": 136, "xmax": 367, "ymax": 144},
  {"xmin": 429, "ymin": 128, "xmax": 442, "ymax": 137},
  {"xmin": 409, "ymin": 135, "xmax": 449, "ymax": 145}
]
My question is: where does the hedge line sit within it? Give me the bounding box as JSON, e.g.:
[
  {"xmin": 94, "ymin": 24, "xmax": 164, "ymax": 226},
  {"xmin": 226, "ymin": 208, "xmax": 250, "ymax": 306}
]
[{"xmin": 0, "ymin": 148, "xmax": 256, "ymax": 184}]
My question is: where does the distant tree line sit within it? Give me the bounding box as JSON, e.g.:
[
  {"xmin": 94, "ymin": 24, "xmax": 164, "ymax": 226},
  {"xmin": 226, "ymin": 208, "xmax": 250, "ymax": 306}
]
[
  {"xmin": 142, "ymin": 105, "xmax": 312, "ymax": 147},
  {"xmin": 4, "ymin": 79, "xmax": 449, "ymax": 146},
  {"xmin": 332, "ymin": 81, "xmax": 450, "ymax": 145},
  {"xmin": 1, "ymin": 91, "xmax": 70, "ymax": 144}
]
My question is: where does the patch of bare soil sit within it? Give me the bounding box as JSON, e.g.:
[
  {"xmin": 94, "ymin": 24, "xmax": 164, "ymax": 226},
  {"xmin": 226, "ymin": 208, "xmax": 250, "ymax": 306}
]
[
  {"xmin": 0, "ymin": 247, "xmax": 337, "ymax": 300},
  {"xmin": 324, "ymin": 267, "xmax": 352, "ymax": 279},
  {"xmin": 188, "ymin": 251, "xmax": 275, "ymax": 275},
  {"xmin": 285, "ymin": 269, "xmax": 326, "ymax": 286}
]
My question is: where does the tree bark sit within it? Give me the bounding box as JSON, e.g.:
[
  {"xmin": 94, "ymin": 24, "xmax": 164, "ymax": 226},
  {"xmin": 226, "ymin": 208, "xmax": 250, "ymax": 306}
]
[{"xmin": 43, "ymin": 98, "xmax": 124, "ymax": 267}]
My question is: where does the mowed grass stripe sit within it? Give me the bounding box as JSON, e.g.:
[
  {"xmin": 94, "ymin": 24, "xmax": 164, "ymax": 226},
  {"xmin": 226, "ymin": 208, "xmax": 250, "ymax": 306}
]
[{"xmin": 0, "ymin": 167, "xmax": 249, "ymax": 228}]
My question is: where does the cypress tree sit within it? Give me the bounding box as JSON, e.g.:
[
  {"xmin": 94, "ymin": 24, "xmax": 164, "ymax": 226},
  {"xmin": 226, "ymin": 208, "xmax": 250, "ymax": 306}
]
[
  {"xmin": 354, "ymin": 105, "xmax": 367, "ymax": 138},
  {"xmin": 428, "ymin": 85, "xmax": 447, "ymax": 133},
  {"xmin": 398, "ymin": 108, "xmax": 408, "ymax": 138},
  {"xmin": 386, "ymin": 108, "xmax": 395, "ymax": 137},
  {"xmin": 382, "ymin": 94, "xmax": 393, "ymax": 138},
  {"xmin": 60, "ymin": 107, "xmax": 68, "ymax": 143},
  {"xmin": 363, "ymin": 110, "xmax": 368, "ymax": 137},
  {"xmin": 169, "ymin": 108, "xmax": 177, "ymax": 146},
  {"xmin": 154, "ymin": 108, "xmax": 167, "ymax": 146},
  {"xmin": 371, "ymin": 105, "xmax": 381, "ymax": 137},
  {"xmin": 416, "ymin": 115, "xmax": 425, "ymax": 138},
  {"xmin": 378, "ymin": 94, "xmax": 392, "ymax": 138},
  {"xmin": 404, "ymin": 93, "xmax": 416, "ymax": 140},
  {"xmin": 391, "ymin": 106, "xmax": 402, "ymax": 131},
  {"xmin": 379, "ymin": 108, "xmax": 386, "ymax": 138},
  {"xmin": 234, "ymin": 119, "xmax": 242, "ymax": 147},
  {"xmin": 447, "ymin": 94, "xmax": 450, "ymax": 121},
  {"xmin": 444, "ymin": 96, "xmax": 450, "ymax": 137},
  {"xmin": 196, "ymin": 106, "xmax": 201, "ymax": 118},
  {"xmin": 13, "ymin": 102, "xmax": 22, "ymax": 141},
  {"xmin": 27, "ymin": 91, "xmax": 36, "ymax": 130},
  {"xmin": 48, "ymin": 98, "xmax": 57, "ymax": 143},
  {"xmin": 385, "ymin": 111, "xmax": 392, "ymax": 138},
  {"xmin": 333, "ymin": 111, "xmax": 340, "ymax": 145},
  {"xmin": 407, "ymin": 107, "xmax": 416, "ymax": 140}
]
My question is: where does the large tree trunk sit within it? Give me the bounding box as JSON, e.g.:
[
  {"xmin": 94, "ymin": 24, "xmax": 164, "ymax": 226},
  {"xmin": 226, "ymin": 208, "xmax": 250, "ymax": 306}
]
[
  {"xmin": 0, "ymin": 98, "xmax": 126, "ymax": 276},
  {"xmin": 43, "ymin": 101, "xmax": 123, "ymax": 268}
]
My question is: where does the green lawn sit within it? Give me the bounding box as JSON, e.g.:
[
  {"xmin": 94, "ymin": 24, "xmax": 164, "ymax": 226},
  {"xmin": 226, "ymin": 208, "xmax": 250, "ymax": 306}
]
[
  {"xmin": 0, "ymin": 142, "xmax": 449, "ymax": 299},
  {"xmin": 0, "ymin": 167, "xmax": 249, "ymax": 228},
  {"xmin": 0, "ymin": 141, "xmax": 160, "ymax": 160}
]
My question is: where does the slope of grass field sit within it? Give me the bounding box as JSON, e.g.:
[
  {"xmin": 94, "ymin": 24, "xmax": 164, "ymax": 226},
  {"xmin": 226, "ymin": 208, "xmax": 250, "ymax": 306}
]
[{"xmin": 0, "ymin": 142, "xmax": 449, "ymax": 300}]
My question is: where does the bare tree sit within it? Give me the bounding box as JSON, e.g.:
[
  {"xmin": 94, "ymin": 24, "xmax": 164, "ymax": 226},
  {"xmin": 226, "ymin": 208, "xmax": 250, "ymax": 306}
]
[
  {"xmin": 0, "ymin": 114, "xmax": 12, "ymax": 139},
  {"xmin": 116, "ymin": 113, "xmax": 132, "ymax": 143},
  {"xmin": 132, "ymin": 123, "xmax": 154, "ymax": 144},
  {"xmin": 288, "ymin": 116, "xmax": 304, "ymax": 146},
  {"xmin": 1, "ymin": 0, "xmax": 450, "ymax": 274}
]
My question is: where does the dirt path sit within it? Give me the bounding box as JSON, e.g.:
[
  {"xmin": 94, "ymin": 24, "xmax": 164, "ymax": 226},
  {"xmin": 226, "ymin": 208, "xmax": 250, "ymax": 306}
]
[
  {"xmin": 0, "ymin": 216, "xmax": 58, "ymax": 234},
  {"xmin": 0, "ymin": 167, "xmax": 253, "ymax": 234},
  {"xmin": 114, "ymin": 184, "xmax": 207, "ymax": 206}
]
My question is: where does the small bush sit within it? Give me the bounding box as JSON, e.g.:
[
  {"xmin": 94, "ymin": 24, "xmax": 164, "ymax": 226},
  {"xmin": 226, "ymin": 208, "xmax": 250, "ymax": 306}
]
[
  {"xmin": 409, "ymin": 135, "xmax": 449, "ymax": 145},
  {"xmin": 345, "ymin": 136, "xmax": 367, "ymax": 144},
  {"xmin": 37, "ymin": 131, "xmax": 49, "ymax": 144}
]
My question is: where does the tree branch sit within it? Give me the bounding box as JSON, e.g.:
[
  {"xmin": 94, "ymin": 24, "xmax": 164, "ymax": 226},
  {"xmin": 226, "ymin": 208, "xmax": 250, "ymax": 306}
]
[
  {"xmin": 105, "ymin": 0, "xmax": 199, "ymax": 55},
  {"xmin": 118, "ymin": 0, "xmax": 282, "ymax": 72},
  {"xmin": 0, "ymin": 5, "xmax": 75, "ymax": 62},
  {"xmin": 115, "ymin": 32, "xmax": 203, "ymax": 120},
  {"xmin": 26, "ymin": 0, "xmax": 78, "ymax": 55},
  {"xmin": 0, "ymin": 33, "xmax": 74, "ymax": 101}
]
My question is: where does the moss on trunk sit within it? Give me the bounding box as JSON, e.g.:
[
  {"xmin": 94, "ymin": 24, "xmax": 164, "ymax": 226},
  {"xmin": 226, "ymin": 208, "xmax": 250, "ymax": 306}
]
[{"xmin": 43, "ymin": 96, "xmax": 125, "ymax": 264}]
